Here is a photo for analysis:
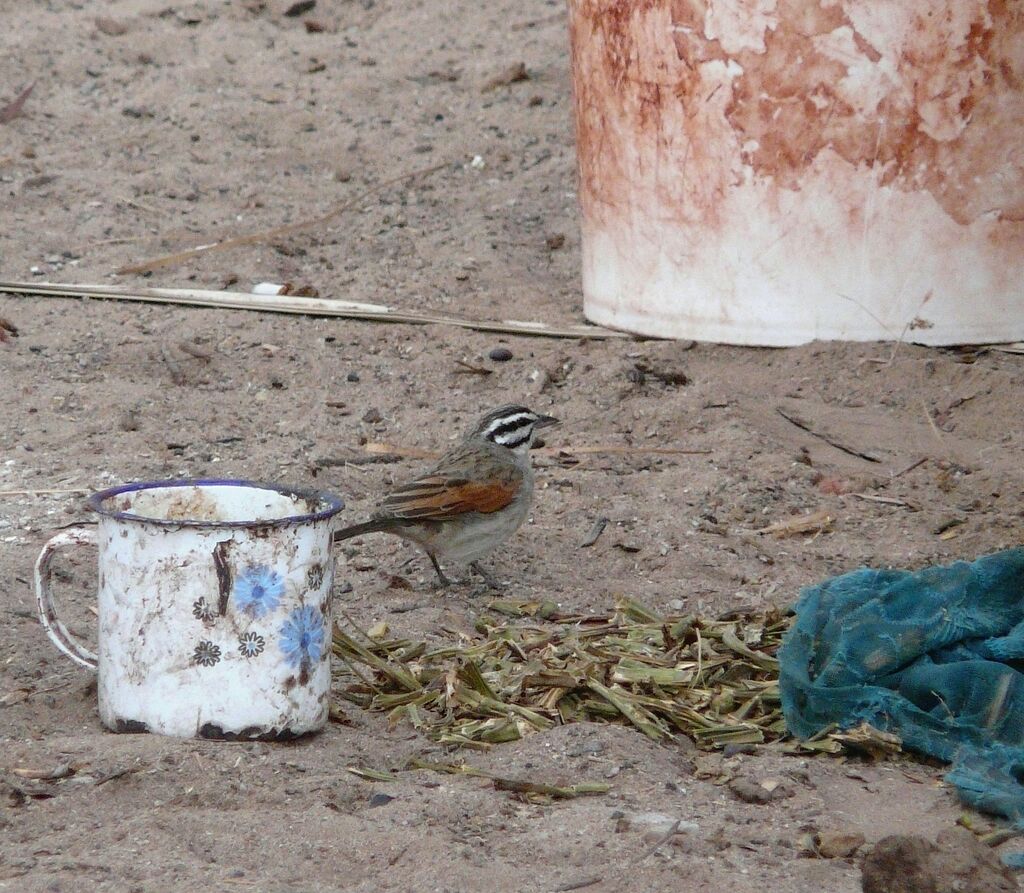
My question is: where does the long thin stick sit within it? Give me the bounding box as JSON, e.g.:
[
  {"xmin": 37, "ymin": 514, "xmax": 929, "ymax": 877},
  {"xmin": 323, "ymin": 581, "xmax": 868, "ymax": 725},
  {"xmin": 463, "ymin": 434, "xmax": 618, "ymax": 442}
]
[{"xmin": 0, "ymin": 281, "xmax": 627, "ymax": 340}]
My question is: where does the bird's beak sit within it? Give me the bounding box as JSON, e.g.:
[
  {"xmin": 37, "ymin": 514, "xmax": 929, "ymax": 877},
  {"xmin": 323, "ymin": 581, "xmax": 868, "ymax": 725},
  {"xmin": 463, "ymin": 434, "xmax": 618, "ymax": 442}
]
[{"xmin": 535, "ymin": 414, "xmax": 559, "ymax": 429}]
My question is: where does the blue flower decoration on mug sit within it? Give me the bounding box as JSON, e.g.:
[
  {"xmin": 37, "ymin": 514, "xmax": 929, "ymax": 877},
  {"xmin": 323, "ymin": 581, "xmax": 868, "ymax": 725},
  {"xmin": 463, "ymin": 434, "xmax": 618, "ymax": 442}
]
[
  {"xmin": 233, "ymin": 566, "xmax": 285, "ymax": 618},
  {"xmin": 279, "ymin": 605, "xmax": 326, "ymax": 669}
]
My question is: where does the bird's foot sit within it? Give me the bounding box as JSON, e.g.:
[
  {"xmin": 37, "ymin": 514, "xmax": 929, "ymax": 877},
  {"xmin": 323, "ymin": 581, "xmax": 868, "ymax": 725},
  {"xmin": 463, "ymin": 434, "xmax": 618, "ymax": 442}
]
[
  {"xmin": 428, "ymin": 554, "xmax": 454, "ymax": 588},
  {"xmin": 470, "ymin": 561, "xmax": 504, "ymax": 590}
]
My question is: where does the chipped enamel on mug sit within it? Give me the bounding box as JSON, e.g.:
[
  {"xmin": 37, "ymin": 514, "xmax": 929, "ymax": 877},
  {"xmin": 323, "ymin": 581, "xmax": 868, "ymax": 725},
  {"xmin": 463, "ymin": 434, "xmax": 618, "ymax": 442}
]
[{"xmin": 34, "ymin": 480, "xmax": 345, "ymax": 739}]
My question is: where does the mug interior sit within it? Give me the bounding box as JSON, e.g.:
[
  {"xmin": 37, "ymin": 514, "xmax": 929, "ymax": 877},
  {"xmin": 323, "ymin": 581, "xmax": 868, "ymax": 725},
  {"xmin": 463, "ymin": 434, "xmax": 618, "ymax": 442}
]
[{"xmin": 89, "ymin": 480, "xmax": 344, "ymax": 528}]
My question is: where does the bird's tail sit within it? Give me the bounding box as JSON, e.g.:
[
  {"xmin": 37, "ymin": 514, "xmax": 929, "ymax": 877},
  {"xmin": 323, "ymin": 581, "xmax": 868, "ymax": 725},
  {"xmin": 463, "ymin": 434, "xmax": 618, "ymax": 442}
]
[{"xmin": 332, "ymin": 518, "xmax": 392, "ymax": 543}]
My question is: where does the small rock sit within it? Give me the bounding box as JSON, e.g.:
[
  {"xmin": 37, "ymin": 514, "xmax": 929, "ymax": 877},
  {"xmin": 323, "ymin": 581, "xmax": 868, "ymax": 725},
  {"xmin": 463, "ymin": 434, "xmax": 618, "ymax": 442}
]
[
  {"xmin": 122, "ymin": 106, "xmax": 153, "ymax": 119},
  {"xmin": 861, "ymin": 829, "xmax": 1016, "ymax": 893},
  {"xmin": 469, "ymin": 155, "xmax": 485, "ymax": 170},
  {"xmin": 545, "ymin": 233, "xmax": 566, "ymax": 251},
  {"xmin": 728, "ymin": 776, "xmax": 789, "ymax": 804},
  {"xmin": 361, "ymin": 407, "xmax": 382, "ymax": 424},
  {"xmin": 488, "ymin": 347, "xmax": 513, "ymax": 362},
  {"xmin": 23, "ymin": 175, "xmax": 57, "ymax": 190},
  {"xmin": 814, "ymin": 830, "xmax": 865, "ymax": 859},
  {"xmin": 284, "ymin": 0, "xmax": 316, "ymax": 16},
  {"xmin": 346, "ymin": 371, "xmax": 360, "ymax": 382},
  {"xmin": 368, "ymin": 792, "xmax": 394, "ymax": 808},
  {"xmin": 722, "ymin": 743, "xmax": 758, "ymax": 758},
  {"xmin": 95, "ymin": 16, "xmax": 129, "ymax": 36}
]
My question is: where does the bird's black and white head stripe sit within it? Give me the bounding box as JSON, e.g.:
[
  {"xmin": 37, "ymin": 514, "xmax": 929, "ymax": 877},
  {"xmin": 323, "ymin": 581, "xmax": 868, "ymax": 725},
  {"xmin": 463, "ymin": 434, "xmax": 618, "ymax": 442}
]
[{"xmin": 471, "ymin": 404, "xmax": 558, "ymax": 450}]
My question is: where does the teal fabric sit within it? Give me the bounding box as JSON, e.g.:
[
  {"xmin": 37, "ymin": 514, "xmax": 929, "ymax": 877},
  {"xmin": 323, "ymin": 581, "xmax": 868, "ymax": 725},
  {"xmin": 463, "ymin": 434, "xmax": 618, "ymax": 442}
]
[{"xmin": 779, "ymin": 549, "xmax": 1024, "ymax": 863}]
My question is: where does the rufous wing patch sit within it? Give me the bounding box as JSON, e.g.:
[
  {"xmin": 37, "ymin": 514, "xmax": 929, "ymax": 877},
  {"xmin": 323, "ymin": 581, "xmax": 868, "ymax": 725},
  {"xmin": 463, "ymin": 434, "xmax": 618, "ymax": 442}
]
[{"xmin": 382, "ymin": 474, "xmax": 519, "ymax": 519}]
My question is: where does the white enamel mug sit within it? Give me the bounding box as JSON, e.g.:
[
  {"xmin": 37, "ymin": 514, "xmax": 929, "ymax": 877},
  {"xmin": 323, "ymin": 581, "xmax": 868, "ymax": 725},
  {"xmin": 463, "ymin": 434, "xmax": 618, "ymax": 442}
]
[{"xmin": 34, "ymin": 479, "xmax": 345, "ymax": 739}]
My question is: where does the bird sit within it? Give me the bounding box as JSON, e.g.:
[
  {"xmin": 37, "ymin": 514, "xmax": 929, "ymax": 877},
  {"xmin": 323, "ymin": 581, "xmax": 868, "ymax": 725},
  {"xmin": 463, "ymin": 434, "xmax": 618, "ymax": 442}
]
[{"xmin": 332, "ymin": 404, "xmax": 558, "ymax": 587}]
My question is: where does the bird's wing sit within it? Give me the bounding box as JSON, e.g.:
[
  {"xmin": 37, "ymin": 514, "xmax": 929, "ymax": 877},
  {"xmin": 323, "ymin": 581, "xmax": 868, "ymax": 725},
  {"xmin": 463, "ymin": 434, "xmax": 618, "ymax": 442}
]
[{"xmin": 379, "ymin": 445, "xmax": 523, "ymax": 521}]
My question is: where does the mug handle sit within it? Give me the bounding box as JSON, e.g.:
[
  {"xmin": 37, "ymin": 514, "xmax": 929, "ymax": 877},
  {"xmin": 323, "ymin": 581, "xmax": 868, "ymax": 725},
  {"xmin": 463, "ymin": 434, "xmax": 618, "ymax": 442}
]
[{"xmin": 34, "ymin": 527, "xmax": 99, "ymax": 671}]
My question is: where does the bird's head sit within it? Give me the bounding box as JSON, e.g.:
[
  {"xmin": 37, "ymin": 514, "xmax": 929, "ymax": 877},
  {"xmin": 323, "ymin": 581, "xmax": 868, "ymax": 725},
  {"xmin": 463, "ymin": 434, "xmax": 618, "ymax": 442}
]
[{"xmin": 470, "ymin": 404, "xmax": 559, "ymax": 454}]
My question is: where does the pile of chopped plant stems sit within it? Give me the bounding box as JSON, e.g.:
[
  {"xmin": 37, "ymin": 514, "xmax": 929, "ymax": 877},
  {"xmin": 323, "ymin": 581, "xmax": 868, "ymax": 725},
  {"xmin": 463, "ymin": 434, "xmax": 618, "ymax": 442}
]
[{"xmin": 333, "ymin": 596, "xmax": 809, "ymax": 751}]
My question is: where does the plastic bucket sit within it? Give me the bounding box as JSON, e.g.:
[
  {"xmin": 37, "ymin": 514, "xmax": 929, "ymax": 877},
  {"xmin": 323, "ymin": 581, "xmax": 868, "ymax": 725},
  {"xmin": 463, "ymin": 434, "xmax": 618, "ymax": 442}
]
[{"xmin": 568, "ymin": 1, "xmax": 1024, "ymax": 345}]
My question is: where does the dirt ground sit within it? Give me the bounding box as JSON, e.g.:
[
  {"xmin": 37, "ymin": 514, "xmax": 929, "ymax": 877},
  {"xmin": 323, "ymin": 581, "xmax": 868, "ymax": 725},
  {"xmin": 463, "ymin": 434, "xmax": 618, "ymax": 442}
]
[{"xmin": 2, "ymin": 1, "xmax": 1023, "ymax": 891}]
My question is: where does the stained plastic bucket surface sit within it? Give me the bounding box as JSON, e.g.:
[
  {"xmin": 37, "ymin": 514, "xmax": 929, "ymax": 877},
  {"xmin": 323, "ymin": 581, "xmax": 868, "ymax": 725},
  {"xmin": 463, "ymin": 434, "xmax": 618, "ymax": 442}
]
[{"xmin": 568, "ymin": 0, "xmax": 1024, "ymax": 345}]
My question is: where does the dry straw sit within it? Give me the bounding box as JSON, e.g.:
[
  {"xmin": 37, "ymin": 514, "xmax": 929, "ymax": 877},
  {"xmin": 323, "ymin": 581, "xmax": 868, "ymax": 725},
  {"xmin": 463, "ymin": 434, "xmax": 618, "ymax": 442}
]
[{"xmin": 332, "ymin": 597, "xmax": 795, "ymax": 750}]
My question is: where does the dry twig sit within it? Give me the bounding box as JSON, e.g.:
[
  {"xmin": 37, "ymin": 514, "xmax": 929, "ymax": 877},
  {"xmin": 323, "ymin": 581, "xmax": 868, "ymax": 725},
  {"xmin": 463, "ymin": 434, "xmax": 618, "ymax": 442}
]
[
  {"xmin": 0, "ymin": 82, "xmax": 35, "ymax": 124},
  {"xmin": 776, "ymin": 407, "xmax": 882, "ymax": 463}
]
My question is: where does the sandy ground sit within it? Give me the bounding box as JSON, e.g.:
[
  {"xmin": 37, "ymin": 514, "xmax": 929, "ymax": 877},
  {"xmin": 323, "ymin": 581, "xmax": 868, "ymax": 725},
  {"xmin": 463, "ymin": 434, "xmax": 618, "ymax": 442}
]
[{"xmin": 2, "ymin": 1, "xmax": 1024, "ymax": 890}]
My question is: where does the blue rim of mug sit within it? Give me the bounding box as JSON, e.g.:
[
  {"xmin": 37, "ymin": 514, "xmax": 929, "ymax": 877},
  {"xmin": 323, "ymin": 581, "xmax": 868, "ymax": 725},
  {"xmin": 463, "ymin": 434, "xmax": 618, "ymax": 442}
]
[{"xmin": 86, "ymin": 478, "xmax": 346, "ymax": 529}]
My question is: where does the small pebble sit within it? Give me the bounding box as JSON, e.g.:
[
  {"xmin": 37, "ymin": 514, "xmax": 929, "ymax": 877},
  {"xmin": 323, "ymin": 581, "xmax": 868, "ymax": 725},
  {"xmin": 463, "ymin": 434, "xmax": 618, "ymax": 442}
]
[
  {"xmin": 368, "ymin": 793, "xmax": 395, "ymax": 808},
  {"xmin": 814, "ymin": 830, "xmax": 866, "ymax": 859},
  {"xmin": 361, "ymin": 408, "xmax": 382, "ymax": 424},
  {"xmin": 346, "ymin": 371, "xmax": 360, "ymax": 382},
  {"xmin": 722, "ymin": 743, "xmax": 758, "ymax": 758},
  {"xmin": 489, "ymin": 347, "xmax": 513, "ymax": 362}
]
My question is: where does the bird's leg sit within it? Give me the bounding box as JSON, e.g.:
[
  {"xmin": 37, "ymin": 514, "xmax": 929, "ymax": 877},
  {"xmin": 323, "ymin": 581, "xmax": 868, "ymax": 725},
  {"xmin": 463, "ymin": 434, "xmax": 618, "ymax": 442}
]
[
  {"xmin": 470, "ymin": 561, "xmax": 503, "ymax": 590},
  {"xmin": 428, "ymin": 553, "xmax": 453, "ymax": 588}
]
